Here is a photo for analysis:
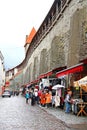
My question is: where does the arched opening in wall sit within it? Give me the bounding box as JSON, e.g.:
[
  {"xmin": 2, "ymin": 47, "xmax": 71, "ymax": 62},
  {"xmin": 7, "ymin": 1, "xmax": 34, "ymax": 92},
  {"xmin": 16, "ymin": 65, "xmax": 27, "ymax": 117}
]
[
  {"xmin": 27, "ymin": 67, "xmax": 30, "ymax": 83},
  {"xmin": 50, "ymin": 36, "xmax": 65, "ymax": 70},
  {"xmin": 39, "ymin": 49, "xmax": 47, "ymax": 74},
  {"xmin": 33, "ymin": 57, "xmax": 39, "ymax": 80},
  {"xmin": 23, "ymin": 73, "xmax": 26, "ymax": 85},
  {"xmin": 25, "ymin": 67, "xmax": 29, "ymax": 83},
  {"xmin": 29, "ymin": 63, "xmax": 33, "ymax": 82},
  {"xmin": 79, "ymin": 7, "xmax": 87, "ymax": 60},
  {"xmin": 67, "ymin": 8, "xmax": 86, "ymax": 67}
]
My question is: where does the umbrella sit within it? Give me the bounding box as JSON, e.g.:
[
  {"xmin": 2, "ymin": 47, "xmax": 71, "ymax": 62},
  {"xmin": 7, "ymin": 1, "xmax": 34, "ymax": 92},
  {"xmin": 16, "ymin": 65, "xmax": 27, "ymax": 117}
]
[{"xmin": 52, "ymin": 84, "xmax": 65, "ymax": 90}]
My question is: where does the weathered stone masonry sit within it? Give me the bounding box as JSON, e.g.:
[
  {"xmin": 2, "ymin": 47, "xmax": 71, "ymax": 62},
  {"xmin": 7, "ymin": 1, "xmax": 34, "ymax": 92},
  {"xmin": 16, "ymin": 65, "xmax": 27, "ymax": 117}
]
[{"xmin": 21, "ymin": 0, "xmax": 87, "ymax": 85}]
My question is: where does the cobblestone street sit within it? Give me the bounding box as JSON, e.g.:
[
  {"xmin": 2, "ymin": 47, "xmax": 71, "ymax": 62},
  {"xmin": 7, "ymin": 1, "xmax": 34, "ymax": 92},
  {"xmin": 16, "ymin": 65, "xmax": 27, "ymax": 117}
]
[
  {"xmin": 0, "ymin": 95, "xmax": 73, "ymax": 130},
  {"xmin": 40, "ymin": 106, "xmax": 87, "ymax": 130},
  {"xmin": 0, "ymin": 95, "xmax": 87, "ymax": 130}
]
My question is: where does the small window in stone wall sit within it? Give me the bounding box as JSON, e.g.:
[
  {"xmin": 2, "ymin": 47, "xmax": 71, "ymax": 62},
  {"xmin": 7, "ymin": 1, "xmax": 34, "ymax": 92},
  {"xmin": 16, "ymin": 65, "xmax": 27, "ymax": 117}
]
[
  {"xmin": 40, "ymin": 49, "xmax": 47, "ymax": 74},
  {"xmin": 33, "ymin": 57, "xmax": 39, "ymax": 80}
]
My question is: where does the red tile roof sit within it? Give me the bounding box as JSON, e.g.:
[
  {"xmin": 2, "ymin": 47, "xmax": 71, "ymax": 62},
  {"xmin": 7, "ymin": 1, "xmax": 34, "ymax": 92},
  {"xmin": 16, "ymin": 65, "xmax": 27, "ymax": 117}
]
[{"xmin": 25, "ymin": 27, "xmax": 36, "ymax": 46}]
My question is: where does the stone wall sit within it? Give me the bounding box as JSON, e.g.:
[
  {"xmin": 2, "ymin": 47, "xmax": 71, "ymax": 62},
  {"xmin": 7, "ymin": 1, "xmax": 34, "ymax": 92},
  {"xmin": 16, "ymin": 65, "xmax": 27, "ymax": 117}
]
[
  {"xmin": 68, "ymin": 7, "xmax": 87, "ymax": 67},
  {"xmin": 23, "ymin": 0, "xmax": 87, "ymax": 84}
]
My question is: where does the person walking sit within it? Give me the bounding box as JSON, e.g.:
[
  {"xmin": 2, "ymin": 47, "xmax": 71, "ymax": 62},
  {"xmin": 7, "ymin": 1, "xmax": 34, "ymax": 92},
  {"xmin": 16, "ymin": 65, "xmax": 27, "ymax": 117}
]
[
  {"xmin": 45, "ymin": 90, "xmax": 52, "ymax": 108},
  {"xmin": 34, "ymin": 89, "xmax": 38, "ymax": 104},
  {"xmin": 64, "ymin": 90, "xmax": 72, "ymax": 113},
  {"xmin": 30, "ymin": 90, "xmax": 35, "ymax": 106},
  {"xmin": 40, "ymin": 90, "xmax": 46, "ymax": 107},
  {"xmin": 25, "ymin": 91, "xmax": 29, "ymax": 104}
]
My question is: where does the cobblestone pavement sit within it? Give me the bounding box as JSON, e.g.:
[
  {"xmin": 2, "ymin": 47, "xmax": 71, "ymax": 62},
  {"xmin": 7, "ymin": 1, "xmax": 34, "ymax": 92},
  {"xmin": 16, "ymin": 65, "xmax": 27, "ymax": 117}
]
[
  {"xmin": 0, "ymin": 95, "xmax": 73, "ymax": 130},
  {"xmin": 39, "ymin": 105, "xmax": 87, "ymax": 130}
]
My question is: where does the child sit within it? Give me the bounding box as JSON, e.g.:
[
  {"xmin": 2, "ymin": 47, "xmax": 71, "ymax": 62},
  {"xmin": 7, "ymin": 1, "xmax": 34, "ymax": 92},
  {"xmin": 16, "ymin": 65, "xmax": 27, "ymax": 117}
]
[{"xmin": 25, "ymin": 91, "xmax": 29, "ymax": 104}]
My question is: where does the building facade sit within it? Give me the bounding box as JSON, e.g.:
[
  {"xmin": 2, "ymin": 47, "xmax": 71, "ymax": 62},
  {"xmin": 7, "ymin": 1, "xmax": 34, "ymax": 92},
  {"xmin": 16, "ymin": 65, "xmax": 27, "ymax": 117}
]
[{"xmin": 0, "ymin": 51, "xmax": 5, "ymax": 94}]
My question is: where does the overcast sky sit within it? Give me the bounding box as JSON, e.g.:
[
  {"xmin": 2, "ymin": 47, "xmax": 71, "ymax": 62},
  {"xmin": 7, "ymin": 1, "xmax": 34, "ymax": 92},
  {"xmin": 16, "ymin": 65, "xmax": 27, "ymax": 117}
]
[{"xmin": 0, "ymin": 0, "xmax": 54, "ymax": 70}]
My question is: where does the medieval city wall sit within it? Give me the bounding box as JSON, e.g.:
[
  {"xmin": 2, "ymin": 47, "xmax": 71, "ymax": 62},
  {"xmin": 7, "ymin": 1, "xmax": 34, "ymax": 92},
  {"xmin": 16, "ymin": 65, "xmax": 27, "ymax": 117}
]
[{"xmin": 23, "ymin": 0, "xmax": 87, "ymax": 84}]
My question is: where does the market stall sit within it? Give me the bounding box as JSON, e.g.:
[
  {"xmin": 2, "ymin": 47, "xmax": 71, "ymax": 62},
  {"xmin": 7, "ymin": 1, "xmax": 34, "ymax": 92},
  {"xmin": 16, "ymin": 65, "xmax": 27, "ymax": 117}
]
[
  {"xmin": 52, "ymin": 84, "xmax": 65, "ymax": 108},
  {"xmin": 73, "ymin": 76, "xmax": 87, "ymax": 116}
]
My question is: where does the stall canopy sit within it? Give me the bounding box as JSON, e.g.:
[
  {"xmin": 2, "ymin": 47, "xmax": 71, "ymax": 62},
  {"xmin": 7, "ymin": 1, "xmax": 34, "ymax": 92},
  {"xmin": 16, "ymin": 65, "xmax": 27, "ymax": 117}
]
[
  {"xmin": 74, "ymin": 76, "xmax": 87, "ymax": 92},
  {"xmin": 38, "ymin": 71, "xmax": 52, "ymax": 79},
  {"xmin": 78, "ymin": 76, "xmax": 87, "ymax": 86},
  {"xmin": 56, "ymin": 63, "xmax": 83, "ymax": 77},
  {"xmin": 38, "ymin": 66, "xmax": 66, "ymax": 79},
  {"xmin": 26, "ymin": 79, "xmax": 39, "ymax": 87},
  {"xmin": 80, "ymin": 58, "xmax": 87, "ymax": 64}
]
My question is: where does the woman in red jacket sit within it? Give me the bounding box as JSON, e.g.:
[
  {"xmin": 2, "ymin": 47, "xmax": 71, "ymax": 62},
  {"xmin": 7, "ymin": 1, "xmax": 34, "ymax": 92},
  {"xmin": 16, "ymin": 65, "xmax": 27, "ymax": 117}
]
[
  {"xmin": 45, "ymin": 90, "xmax": 52, "ymax": 108},
  {"xmin": 40, "ymin": 90, "xmax": 46, "ymax": 107}
]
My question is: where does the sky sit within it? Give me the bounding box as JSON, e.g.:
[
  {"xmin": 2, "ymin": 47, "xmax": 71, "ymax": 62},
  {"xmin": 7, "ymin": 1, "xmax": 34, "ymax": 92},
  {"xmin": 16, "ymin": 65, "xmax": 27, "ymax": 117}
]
[{"xmin": 0, "ymin": 0, "xmax": 54, "ymax": 70}]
